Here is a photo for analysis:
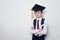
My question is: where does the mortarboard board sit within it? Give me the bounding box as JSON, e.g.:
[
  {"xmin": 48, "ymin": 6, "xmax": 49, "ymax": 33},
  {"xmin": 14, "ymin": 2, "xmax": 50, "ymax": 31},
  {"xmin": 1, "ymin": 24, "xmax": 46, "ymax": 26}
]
[{"xmin": 31, "ymin": 4, "xmax": 46, "ymax": 12}]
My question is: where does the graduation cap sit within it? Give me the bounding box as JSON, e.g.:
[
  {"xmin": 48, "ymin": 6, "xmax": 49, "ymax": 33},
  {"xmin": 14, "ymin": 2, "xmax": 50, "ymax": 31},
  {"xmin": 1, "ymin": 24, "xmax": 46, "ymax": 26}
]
[{"xmin": 31, "ymin": 4, "xmax": 46, "ymax": 12}]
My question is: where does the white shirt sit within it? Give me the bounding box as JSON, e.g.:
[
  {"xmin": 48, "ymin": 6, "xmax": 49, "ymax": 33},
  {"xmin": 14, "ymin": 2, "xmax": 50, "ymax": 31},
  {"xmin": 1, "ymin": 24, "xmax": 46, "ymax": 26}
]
[{"xmin": 31, "ymin": 17, "xmax": 48, "ymax": 36}]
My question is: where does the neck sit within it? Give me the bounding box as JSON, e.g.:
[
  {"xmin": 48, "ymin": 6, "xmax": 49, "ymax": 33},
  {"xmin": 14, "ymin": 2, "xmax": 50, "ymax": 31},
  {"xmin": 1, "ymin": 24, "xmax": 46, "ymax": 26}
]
[{"xmin": 37, "ymin": 17, "xmax": 42, "ymax": 19}]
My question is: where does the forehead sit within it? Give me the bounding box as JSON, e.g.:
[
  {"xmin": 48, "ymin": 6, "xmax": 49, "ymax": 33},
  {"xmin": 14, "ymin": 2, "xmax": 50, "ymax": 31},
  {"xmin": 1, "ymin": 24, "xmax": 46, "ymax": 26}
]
[{"xmin": 34, "ymin": 11, "xmax": 42, "ymax": 13}]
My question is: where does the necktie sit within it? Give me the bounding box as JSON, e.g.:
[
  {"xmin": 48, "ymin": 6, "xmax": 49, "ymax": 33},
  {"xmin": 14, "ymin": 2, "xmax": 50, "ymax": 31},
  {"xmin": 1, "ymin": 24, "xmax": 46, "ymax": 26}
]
[{"xmin": 37, "ymin": 20, "xmax": 39, "ymax": 29}]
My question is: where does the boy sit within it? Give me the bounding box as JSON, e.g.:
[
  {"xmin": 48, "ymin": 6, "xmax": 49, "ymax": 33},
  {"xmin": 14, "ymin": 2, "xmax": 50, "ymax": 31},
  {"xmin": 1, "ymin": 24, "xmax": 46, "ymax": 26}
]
[{"xmin": 31, "ymin": 4, "xmax": 48, "ymax": 40}]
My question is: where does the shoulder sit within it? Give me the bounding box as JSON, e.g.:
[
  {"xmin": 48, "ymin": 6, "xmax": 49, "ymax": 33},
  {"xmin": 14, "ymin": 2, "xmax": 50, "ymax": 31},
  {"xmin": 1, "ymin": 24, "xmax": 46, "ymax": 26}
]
[
  {"xmin": 42, "ymin": 18, "xmax": 48, "ymax": 24},
  {"xmin": 44, "ymin": 18, "xmax": 48, "ymax": 25},
  {"xmin": 33, "ymin": 18, "xmax": 36, "ymax": 21},
  {"xmin": 42, "ymin": 18, "xmax": 45, "ymax": 21}
]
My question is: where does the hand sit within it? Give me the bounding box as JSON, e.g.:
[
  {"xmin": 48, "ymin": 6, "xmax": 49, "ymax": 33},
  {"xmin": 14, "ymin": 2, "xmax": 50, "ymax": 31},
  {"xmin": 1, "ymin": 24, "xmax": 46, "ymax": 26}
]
[
  {"xmin": 31, "ymin": 27, "xmax": 34, "ymax": 30},
  {"xmin": 35, "ymin": 29, "xmax": 43, "ymax": 34},
  {"xmin": 38, "ymin": 29, "xmax": 43, "ymax": 32}
]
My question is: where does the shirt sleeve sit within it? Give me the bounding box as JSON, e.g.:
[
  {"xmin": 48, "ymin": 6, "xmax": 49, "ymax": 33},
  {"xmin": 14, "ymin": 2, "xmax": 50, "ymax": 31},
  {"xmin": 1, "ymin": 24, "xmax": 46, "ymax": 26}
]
[{"xmin": 36, "ymin": 19, "xmax": 48, "ymax": 35}]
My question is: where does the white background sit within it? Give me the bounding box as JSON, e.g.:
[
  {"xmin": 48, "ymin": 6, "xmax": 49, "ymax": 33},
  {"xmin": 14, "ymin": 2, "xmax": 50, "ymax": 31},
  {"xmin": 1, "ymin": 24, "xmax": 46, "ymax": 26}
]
[{"xmin": 0, "ymin": 0, "xmax": 60, "ymax": 40}]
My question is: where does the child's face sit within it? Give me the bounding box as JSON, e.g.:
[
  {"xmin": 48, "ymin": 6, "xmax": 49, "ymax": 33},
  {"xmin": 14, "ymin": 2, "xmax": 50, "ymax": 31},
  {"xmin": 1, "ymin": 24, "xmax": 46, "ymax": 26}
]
[{"xmin": 34, "ymin": 11, "xmax": 42, "ymax": 18}]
